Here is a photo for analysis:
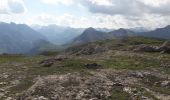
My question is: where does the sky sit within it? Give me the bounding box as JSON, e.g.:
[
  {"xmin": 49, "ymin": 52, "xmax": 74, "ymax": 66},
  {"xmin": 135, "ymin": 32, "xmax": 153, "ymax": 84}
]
[{"xmin": 0, "ymin": 0, "xmax": 170, "ymax": 29}]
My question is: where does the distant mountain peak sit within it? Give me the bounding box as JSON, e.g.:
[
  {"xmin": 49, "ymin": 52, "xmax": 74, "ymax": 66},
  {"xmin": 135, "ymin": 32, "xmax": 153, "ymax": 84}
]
[
  {"xmin": 84, "ymin": 27, "xmax": 97, "ymax": 32},
  {"xmin": 10, "ymin": 22, "xmax": 16, "ymax": 25},
  {"xmin": 71, "ymin": 27, "xmax": 110, "ymax": 45},
  {"xmin": 164, "ymin": 25, "xmax": 170, "ymax": 29},
  {"xmin": 116, "ymin": 28, "xmax": 128, "ymax": 32}
]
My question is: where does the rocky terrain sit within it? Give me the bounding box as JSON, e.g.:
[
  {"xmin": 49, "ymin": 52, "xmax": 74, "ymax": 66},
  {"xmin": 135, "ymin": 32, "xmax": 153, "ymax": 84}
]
[
  {"xmin": 17, "ymin": 70, "xmax": 170, "ymax": 100},
  {"xmin": 0, "ymin": 36, "xmax": 170, "ymax": 100}
]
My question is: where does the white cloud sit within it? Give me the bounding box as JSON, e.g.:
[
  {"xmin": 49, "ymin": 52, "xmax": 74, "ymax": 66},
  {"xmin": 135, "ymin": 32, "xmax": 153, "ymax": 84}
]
[
  {"xmin": 0, "ymin": 0, "xmax": 26, "ymax": 14},
  {"xmin": 41, "ymin": 0, "xmax": 74, "ymax": 5},
  {"xmin": 88, "ymin": 0, "xmax": 113, "ymax": 6}
]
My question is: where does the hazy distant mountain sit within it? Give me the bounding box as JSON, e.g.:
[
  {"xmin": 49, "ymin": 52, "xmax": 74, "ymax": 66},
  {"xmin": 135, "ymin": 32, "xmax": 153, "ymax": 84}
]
[
  {"xmin": 33, "ymin": 25, "xmax": 84, "ymax": 45},
  {"xmin": 141, "ymin": 25, "xmax": 170, "ymax": 40},
  {"xmin": 27, "ymin": 39, "xmax": 61, "ymax": 55},
  {"xmin": 0, "ymin": 22, "xmax": 52, "ymax": 54},
  {"xmin": 109, "ymin": 28, "xmax": 135, "ymax": 39},
  {"xmin": 1, "ymin": 22, "xmax": 170, "ymax": 54}
]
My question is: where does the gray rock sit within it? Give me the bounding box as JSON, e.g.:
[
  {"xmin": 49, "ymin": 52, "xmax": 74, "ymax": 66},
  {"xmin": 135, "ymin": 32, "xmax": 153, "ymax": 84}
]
[
  {"xmin": 161, "ymin": 81, "xmax": 170, "ymax": 88},
  {"xmin": 130, "ymin": 72, "xmax": 144, "ymax": 78},
  {"xmin": 37, "ymin": 96, "xmax": 49, "ymax": 100}
]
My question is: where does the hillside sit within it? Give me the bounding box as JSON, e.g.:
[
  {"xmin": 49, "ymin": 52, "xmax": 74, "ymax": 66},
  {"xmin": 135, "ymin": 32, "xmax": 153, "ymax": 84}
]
[
  {"xmin": 0, "ymin": 36, "xmax": 170, "ymax": 100},
  {"xmin": 66, "ymin": 36, "xmax": 165, "ymax": 55}
]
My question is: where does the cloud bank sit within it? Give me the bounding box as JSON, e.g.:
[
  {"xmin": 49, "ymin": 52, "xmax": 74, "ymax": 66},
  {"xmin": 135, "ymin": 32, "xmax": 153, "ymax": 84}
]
[
  {"xmin": 1, "ymin": 0, "xmax": 170, "ymax": 29},
  {"xmin": 81, "ymin": 0, "xmax": 170, "ymax": 16}
]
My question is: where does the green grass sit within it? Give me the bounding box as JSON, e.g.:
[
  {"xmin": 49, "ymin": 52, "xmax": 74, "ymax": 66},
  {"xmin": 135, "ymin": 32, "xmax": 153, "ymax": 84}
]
[
  {"xmin": 127, "ymin": 36, "xmax": 165, "ymax": 46},
  {"xmin": 99, "ymin": 54, "xmax": 160, "ymax": 70}
]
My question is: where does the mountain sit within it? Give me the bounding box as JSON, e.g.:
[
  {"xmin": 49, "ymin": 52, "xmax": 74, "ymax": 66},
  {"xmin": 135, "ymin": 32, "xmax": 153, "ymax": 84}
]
[
  {"xmin": 109, "ymin": 28, "xmax": 135, "ymax": 39},
  {"xmin": 0, "ymin": 22, "xmax": 52, "ymax": 54},
  {"xmin": 33, "ymin": 25, "xmax": 84, "ymax": 45},
  {"xmin": 71, "ymin": 27, "xmax": 112, "ymax": 45},
  {"xmin": 141, "ymin": 25, "xmax": 170, "ymax": 40}
]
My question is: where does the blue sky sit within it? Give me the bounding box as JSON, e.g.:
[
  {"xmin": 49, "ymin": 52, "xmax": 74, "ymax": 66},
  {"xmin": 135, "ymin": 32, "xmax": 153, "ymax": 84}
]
[{"xmin": 0, "ymin": 0, "xmax": 170, "ymax": 29}]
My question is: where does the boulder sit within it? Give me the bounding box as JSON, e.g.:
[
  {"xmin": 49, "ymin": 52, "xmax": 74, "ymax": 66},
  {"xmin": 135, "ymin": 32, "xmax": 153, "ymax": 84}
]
[{"xmin": 84, "ymin": 63, "xmax": 102, "ymax": 69}]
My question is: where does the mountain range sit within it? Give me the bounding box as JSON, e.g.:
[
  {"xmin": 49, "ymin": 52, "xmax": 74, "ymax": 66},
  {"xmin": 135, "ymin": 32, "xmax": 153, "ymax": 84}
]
[{"xmin": 0, "ymin": 22, "xmax": 170, "ymax": 54}]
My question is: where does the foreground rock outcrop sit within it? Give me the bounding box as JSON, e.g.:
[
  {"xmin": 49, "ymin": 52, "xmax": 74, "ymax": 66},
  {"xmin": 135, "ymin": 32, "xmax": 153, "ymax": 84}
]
[
  {"xmin": 17, "ymin": 70, "xmax": 170, "ymax": 100},
  {"xmin": 133, "ymin": 41, "xmax": 170, "ymax": 53}
]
